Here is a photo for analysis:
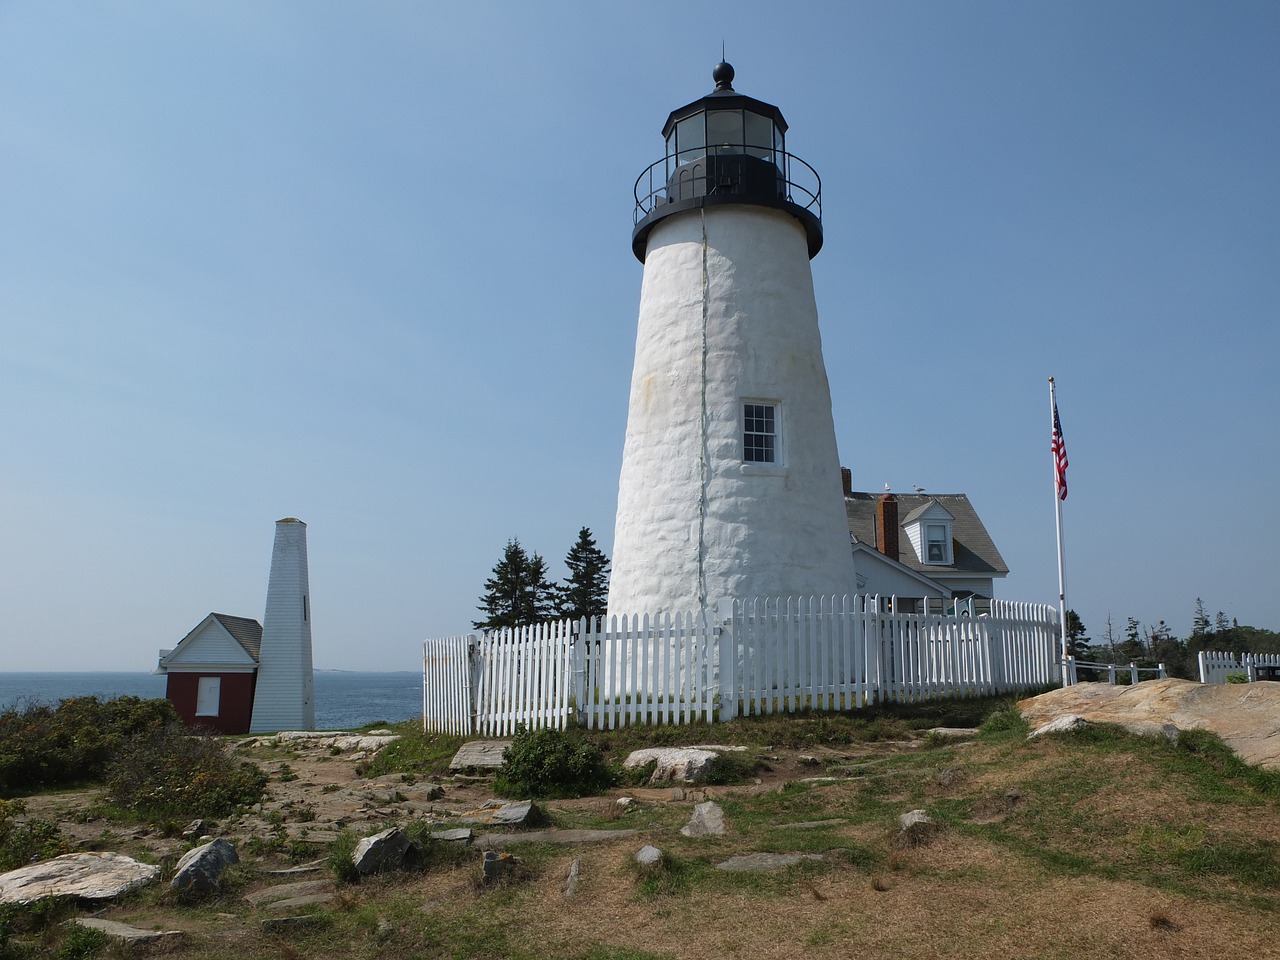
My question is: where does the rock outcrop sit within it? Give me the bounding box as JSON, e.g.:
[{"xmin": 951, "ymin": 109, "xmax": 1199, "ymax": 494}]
[{"xmin": 1018, "ymin": 679, "xmax": 1280, "ymax": 769}]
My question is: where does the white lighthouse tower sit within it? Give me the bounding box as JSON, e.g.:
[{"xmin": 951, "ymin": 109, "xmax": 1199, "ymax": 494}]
[
  {"xmin": 249, "ymin": 517, "xmax": 316, "ymax": 732},
  {"xmin": 608, "ymin": 62, "xmax": 855, "ymax": 620}
]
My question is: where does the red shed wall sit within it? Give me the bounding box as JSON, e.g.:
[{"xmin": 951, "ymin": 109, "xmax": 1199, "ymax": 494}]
[{"xmin": 165, "ymin": 672, "xmax": 257, "ymax": 734}]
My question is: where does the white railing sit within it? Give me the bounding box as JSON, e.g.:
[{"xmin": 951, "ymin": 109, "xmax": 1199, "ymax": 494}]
[
  {"xmin": 423, "ymin": 594, "xmax": 1061, "ymax": 735},
  {"xmin": 1065, "ymin": 659, "xmax": 1167, "ymax": 685},
  {"xmin": 1198, "ymin": 650, "xmax": 1280, "ymax": 684}
]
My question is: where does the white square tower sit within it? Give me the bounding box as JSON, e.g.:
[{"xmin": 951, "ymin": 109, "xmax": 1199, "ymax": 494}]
[{"xmin": 249, "ymin": 517, "xmax": 315, "ymax": 732}]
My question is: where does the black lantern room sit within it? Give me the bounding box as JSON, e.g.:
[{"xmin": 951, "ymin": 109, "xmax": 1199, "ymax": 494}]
[{"xmin": 632, "ymin": 62, "xmax": 823, "ymax": 262}]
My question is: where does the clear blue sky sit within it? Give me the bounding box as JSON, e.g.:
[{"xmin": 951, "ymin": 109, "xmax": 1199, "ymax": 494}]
[{"xmin": 2, "ymin": 1, "xmax": 1277, "ymax": 670}]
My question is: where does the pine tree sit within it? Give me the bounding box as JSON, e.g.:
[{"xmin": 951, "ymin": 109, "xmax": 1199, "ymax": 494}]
[
  {"xmin": 1192, "ymin": 598, "xmax": 1209, "ymax": 637},
  {"xmin": 1065, "ymin": 609, "xmax": 1091, "ymax": 659},
  {"xmin": 556, "ymin": 527, "xmax": 611, "ymax": 622},
  {"xmin": 473, "ymin": 539, "xmax": 556, "ymax": 631}
]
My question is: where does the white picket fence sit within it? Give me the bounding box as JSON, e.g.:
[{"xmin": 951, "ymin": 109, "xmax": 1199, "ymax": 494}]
[
  {"xmin": 1198, "ymin": 650, "xmax": 1280, "ymax": 684},
  {"xmin": 422, "ymin": 595, "xmax": 1061, "ymax": 736}
]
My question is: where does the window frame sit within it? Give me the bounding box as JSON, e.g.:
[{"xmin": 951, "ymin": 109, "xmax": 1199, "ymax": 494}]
[
  {"xmin": 195, "ymin": 676, "xmax": 222, "ymax": 717},
  {"xmin": 741, "ymin": 400, "xmax": 780, "ymax": 465}
]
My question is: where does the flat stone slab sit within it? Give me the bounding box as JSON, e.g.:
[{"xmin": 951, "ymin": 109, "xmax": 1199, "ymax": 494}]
[
  {"xmin": 261, "ymin": 861, "xmax": 325, "ymax": 875},
  {"xmin": 457, "ymin": 800, "xmax": 536, "ymax": 826},
  {"xmin": 0, "ymin": 852, "xmax": 160, "ymax": 905},
  {"xmin": 779, "ymin": 819, "xmax": 846, "ymax": 830},
  {"xmin": 430, "ymin": 828, "xmax": 474, "ymax": 843},
  {"xmin": 262, "ymin": 915, "xmax": 326, "ymax": 933},
  {"xmin": 265, "ymin": 892, "xmax": 335, "ymax": 911},
  {"xmin": 927, "ymin": 727, "xmax": 980, "ymax": 740},
  {"xmin": 238, "ymin": 731, "xmax": 399, "ymax": 754},
  {"xmin": 479, "ymin": 828, "xmax": 638, "ymax": 849},
  {"xmin": 716, "ymin": 852, "xmax": 824, "ymax": 873},
  {"xmin": 245, "ymin": 879, "xmax": 331, "ymax": 906},
  {"xmin": 625, "ymin": 787, "xmax": 690, "ymax": 802},
  {"xmin": 450, "ymin": 741, "xmax": 511, "ymax": 770},
  {"xmin": 1019, "ymin": 679, "xmax": 1280, "ymax": 769},
  {"xmin": 68, "ymin": 918, "xmax": 183, "ymax": 946}
]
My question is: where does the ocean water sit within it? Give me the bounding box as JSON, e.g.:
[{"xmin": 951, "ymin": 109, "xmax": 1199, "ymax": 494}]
[{"xmin": 0, "ymin": 671, "xmax": 422, "ymax": 730}]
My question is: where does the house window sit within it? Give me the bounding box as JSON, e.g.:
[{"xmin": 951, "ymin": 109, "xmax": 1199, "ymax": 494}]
[
  {"xmin": 926, "ymin": 524, "xmax": 949, "ymax": 564},
  {"xmin": 195, "ymin": 676, "xmax": 221, "ymax": 717},
  {"xmin": 743, "ymin": 403, "xmax": 776, "ymax": 463}
]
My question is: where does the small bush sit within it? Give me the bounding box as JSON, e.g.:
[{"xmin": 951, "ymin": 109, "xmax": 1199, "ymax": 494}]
[
  {"xmin": 0, "ymin": 800, "xmax": 68, "ymax": 873},
  {"xmin": 104, "ymin": 725, "xmax": 267, "ymax": 818},
  {"xmin": 978, "ymin": 704, "xmax": 1028, "ymax": 739},
  {"xmin": 494, "ymin": 726, "xmax": 613, "ymax": 799},
  {"xmin": 327, "ymin": 830, "xmax": 360, "ymax": 884},
  {"xmin": 55, "ymin": 924, "xmax": 106, "ymax": 960}
]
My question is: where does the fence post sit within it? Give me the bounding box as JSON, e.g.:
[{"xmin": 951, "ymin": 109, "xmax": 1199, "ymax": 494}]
[
  {"xmin": 718, "ymin": 606, "xmax": 737, "ymax": 722},
  {"xmin": 1108, "ymin": 664, "xmax": 1117, "ymax": 685},
  {"xmin": 1157, "ymin": 663, "xmax": 1166, "ymax": 680},
  {"xmin": 1129, "ymin": 661, "xmax": 1139, "ymax": 685}
]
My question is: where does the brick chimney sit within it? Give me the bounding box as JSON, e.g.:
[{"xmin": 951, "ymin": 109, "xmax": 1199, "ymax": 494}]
[
  {"xmin": 841, "ymin": 467, "xmax": 852, "ymax": 497},
  {"xmin": 876, "ymin": 493, "xmax": 899, "ymax": 562}
]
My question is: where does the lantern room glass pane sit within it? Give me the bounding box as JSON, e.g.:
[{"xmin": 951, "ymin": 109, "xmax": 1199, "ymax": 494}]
[
  {"xmin": 675, "ymin": 115, "xmax": 705, "ymax": 163},
  {"xmin": 707, "ymin": 110, "xmax": 743, "ymax": 154},
  {"xmin": 744, "ymin": 112, "xmax": 774, "ymax": 161}
]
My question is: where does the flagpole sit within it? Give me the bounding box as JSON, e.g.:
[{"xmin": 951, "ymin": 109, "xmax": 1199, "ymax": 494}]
[{"xmin": 1049, "ymin": 377, "xmax": 1068, "ymax": 680}]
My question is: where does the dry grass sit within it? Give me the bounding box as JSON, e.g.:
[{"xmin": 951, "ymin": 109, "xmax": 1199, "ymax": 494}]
[{"xmin": 11, "ymin": 708, "xmax": 1280, "ymax": 960}]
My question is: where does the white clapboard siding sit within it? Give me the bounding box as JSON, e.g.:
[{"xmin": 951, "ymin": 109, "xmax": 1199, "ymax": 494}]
[{"xmin": 421, "ymin": 594, "xmax": 1062, "ymax": 735}]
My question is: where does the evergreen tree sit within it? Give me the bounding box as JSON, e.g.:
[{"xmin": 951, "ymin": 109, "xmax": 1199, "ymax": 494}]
[
  {"xmin": 1214, "ymin": 610, "xmax": 1230, "ymax": 634},
  {"xmin": 556, "ymin": 527, "xmax": 611, "ymax": 622},
  {"xmin": 1192, "ymin": 598, "xmax": 1209, "ymax": 637},
  {"xmin": 1065, "ymin": 609, "xmax": 1091, "ymax": 659},
  {"xmin": 473, "ymin": 539, "xmax": 556, "ymax": 631}
]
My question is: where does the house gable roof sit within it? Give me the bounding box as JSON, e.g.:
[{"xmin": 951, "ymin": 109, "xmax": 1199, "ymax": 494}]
[
  {"xmin": 846, "ymin": 492, "xmax": 1009, "ymax": 579},
  {"xmin": 157, "ymin": 612, "xmax": 262, "ymax": 673},
  {"xmin": 210, "ymin": 613, "xmax": 262, "ymax": 661},
  {"xmin": 850, "ymin": 541, "xmax": 951, "ymax": 596}
]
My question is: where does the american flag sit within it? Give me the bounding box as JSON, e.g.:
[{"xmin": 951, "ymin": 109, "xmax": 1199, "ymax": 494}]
[{"xmin": 1051, "ymin": 401, "xmax": 1068, "ymax": 500}]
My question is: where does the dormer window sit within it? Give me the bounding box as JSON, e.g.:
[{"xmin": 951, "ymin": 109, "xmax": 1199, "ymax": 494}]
[
  {"xmin": 903, "ymin": 499, "xmax": 955, "ymax": 566},
  {"xmin": 926, "ymin": 524, "xmax": 950, "ymax": 563}
]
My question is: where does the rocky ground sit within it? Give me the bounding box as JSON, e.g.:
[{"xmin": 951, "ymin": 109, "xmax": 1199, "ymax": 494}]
[{"xmin": 4, "ymin": 679, "xmax": 1278, "ymax": 958}]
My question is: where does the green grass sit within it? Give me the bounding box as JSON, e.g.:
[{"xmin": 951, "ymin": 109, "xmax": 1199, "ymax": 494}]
[
  {"xmin": 955, "ymin": 721, "xmax": 1280, "ymax": 906},
  {"xmin": 356, "ymin": 721, "xmax": 465, "ymax": 779}
]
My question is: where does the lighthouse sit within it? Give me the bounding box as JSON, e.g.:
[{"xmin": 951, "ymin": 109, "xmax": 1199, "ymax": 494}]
[
  {"xmin": 249, "ymin": 517, "xmax": 316, "ymax": 732},
  {"xmin": 608, "ymin": 62, "xmax": 855, "ymax": 620}
]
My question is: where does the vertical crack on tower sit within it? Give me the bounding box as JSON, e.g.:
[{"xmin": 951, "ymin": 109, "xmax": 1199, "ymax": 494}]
[{"xmin": 698, "ymin": 209, "xmax": 710, "ymax": 618}]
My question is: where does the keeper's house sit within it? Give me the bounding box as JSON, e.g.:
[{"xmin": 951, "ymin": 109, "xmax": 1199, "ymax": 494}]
[{"xmin": 154, "ymin": 613, "xmax": 260, "ymax": 733}]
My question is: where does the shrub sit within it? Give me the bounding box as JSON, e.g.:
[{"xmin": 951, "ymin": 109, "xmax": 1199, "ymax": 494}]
[
  {"xmin": 0, "ymin": 697, "xmax": 178, "ymax": 795},
  {"xmin": 327, "ymin": 830, "xmax": 360, "ymax": 884},
  {"xmin": 494, "ymin": 725, "xmax": 612, "ymax": 799},
  {"xmin": 979, "ymin": 704, "xmax": 1028, "ymax": 739},
  {"xmin": 0, "ymin": 799, "xmax": 68, "ymax": 872},
  {"xmin": 103, "ymin": 725, "xmax": 267, "ymax": 818}
]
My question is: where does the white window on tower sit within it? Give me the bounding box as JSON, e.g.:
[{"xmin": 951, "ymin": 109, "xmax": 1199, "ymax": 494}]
[
  {"xmin": 743, "ymin": 402, "xmax": 777, "ymax": 463},
  {"xmin": 195, "ymin": 676, "xmax": 221, "ymax": 717}
]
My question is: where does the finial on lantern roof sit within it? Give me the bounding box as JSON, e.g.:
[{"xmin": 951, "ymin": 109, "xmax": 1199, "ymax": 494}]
[{"xmin": 712, "ymin": 60, "xmax": 735, "ymax": 91}]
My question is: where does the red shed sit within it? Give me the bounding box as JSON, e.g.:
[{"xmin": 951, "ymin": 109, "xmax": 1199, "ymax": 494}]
[{"xmin": 156, "ymin": 613, "xmax": 261, "ymax": 734}]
